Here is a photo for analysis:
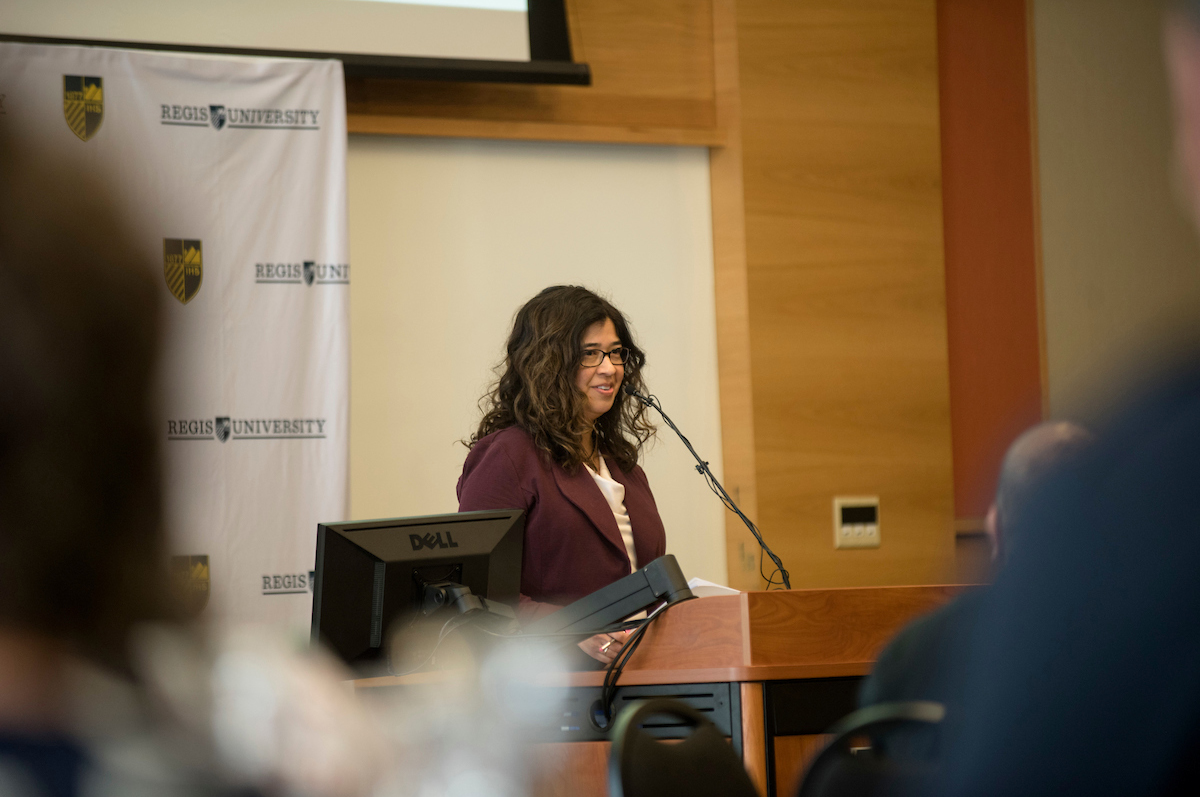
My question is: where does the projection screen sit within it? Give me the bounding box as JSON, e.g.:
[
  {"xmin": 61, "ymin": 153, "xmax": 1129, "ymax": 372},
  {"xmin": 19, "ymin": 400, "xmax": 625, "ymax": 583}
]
[{"xmin": 0, "ymin": 0, "xmax": 587, "ymax": 84}]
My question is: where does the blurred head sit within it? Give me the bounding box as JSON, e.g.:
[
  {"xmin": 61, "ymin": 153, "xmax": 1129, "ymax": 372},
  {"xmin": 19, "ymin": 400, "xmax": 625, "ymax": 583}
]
[
  {"xmin": 0, "ymin": 136, "xmax": 166, "ymax": 667},
  {"xmin": 986, "ymin": 421, "xmax": 1093, "ymax": 562},
  {"xmin": 1167, "ymin": 0, "xmax": 1200, "ymax": 228},
  {"xmin": 472, "ymin": 286, "xmax": 653, "ymax": 473}
]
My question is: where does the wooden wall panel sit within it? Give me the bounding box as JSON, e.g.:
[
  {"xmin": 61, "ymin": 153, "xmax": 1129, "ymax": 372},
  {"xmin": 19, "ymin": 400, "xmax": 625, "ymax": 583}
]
[
  {"xmin": 939, "ymin": 0, "xmax": 1044, "ymax": 524},
  {"xmin": 346, "ymin": 0, "xmax": 723, "ymax": 145},
  {"xmin": 737, "ymin": 0, "xmax": 956, "ymax": 588},
  {"xmin": 710, "ymin": 0, "xmax": 765, "ymax": 590}
]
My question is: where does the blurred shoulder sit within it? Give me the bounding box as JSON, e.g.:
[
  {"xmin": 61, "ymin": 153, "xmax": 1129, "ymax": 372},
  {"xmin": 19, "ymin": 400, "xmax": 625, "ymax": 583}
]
[{"xmin": 859, "ymin": 588, "xmax": 984, "ymax": 707}]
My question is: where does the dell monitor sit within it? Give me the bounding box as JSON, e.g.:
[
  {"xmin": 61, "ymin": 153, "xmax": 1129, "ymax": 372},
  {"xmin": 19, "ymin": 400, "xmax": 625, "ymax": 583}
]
[{"xmin": 311, "ymin": 509, "xmax": 524, "ymax": 675}]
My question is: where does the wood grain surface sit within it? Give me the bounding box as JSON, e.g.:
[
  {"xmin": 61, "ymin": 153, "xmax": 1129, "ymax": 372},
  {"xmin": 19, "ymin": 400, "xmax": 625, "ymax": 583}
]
[
  {"xmin": 774, "ymin": 734, "xmax": 832, "ymax": 797},
  {"xmin": 611, "ymin": 586, "xmax": 957, "ymax": 671},
  {"xmin": 736, "ymin": 0, "xmax": 956, "ymax": 589},
  {"xmin": 530, "ymin": 740, "xmax": 609, "ymax": 797},
  {"xmin": 709, "ymin": 0, "xmax": 767, "ymax": 591},
  {"xmin": 347, "ymin": 0, "xmax": 722, "ymax": 145},
  {"xmin": 623, "ymin": 594, "xmax": 746, "ymax": 671},
  {"xmin": 353, "ymin": 661, "xmax": 872, "ymax": 690},
  {"xmin": 741, "ymin": 681, "xmax": 769, "ymax": 797},
  {"xmin": 744, "ymin": 586, "xmax": 957, "ymax": 667}
]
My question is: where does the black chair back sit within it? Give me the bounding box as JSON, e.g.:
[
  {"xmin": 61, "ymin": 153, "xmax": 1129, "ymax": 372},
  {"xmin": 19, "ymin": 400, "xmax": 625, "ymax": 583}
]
[
  {"xmin": 794, "ymin": 701, "xmax": 945, "ymax": 797},
  {"xmin": 608, "ymin": 698, "xmax": 760, "ymax": 797}
]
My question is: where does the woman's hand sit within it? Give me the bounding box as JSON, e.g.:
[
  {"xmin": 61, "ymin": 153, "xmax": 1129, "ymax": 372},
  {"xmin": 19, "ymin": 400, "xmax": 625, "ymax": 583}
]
[{"xmin": 578, "ymin": 630, "xmax": 632, "ymax": 664}]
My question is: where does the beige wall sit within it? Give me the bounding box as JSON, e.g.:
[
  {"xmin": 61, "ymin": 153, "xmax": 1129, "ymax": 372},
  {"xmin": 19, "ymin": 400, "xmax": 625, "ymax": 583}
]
[
  {"xmin": 346, "ymin": 135, "xmax": 731, "ymax": 585},
  {"xmin": 1035, "ymin": 0, "xmax": 1200, "ymax": 418}
]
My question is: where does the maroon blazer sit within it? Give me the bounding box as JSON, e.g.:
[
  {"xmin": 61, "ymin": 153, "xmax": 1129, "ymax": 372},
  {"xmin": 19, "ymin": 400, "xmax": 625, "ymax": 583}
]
[{"xmin": 457, "ymin": 426, "xmax": 667, "ymax": 622}]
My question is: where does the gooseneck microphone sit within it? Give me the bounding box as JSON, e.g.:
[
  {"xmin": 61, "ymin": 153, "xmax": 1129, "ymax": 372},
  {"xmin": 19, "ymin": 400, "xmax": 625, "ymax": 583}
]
[{"xmin": 623, "ymin": 384, "xmax": 791, "ymax": 589}]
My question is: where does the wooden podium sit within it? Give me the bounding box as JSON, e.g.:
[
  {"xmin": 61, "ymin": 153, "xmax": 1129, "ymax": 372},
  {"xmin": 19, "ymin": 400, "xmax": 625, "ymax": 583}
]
[
  {"xmin": 528, "ymin": 585, "xmax": 957, "ymax": 797},
  {"xmin": 355, "ymin": 585, "xmax": 957, "ymax": 797}
]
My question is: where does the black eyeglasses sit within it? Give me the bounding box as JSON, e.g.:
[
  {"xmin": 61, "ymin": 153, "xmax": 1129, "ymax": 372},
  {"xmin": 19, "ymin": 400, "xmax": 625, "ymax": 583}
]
[{"xmin": 580, "ymin": 347, "xmax": 631, "ymax": 367}]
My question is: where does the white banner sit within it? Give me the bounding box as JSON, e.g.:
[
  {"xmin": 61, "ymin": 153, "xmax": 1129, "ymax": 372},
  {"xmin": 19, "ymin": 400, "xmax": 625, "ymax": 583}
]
[{"xmin": 0, "ymin": 42, "xmax": 349, "ymax": 631}]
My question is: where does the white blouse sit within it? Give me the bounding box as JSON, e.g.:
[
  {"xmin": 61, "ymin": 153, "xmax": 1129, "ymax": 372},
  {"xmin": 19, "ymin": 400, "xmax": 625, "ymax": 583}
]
[{"xmin": 586, "ymin": 457, "xmax": 638, "ymax": 573}]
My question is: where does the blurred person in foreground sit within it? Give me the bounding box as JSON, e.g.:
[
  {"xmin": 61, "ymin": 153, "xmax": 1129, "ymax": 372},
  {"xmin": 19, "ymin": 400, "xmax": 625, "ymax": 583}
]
[
  {"xmin": 0, "ymin": 134, "xmax": 186, "ymax": 795},
  {"xmin": 0, "ymin": 138, "xmax": 382, "ymax": 797},
  {"xmin": 922, "ymin": 4, "xmax": 1200, "ymax": 794},
  {"xmin": 0, "ymin": 134, "xmax": 527, "ymax": 797},
  {"xmin": 858, "ymin": 421, "xmax": 1093, "ymax": 716}
]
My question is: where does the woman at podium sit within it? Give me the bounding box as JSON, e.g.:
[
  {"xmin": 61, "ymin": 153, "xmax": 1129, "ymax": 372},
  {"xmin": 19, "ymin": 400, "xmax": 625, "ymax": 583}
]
[{"xmin": 458, "ymin": 285, "xmax": 666, "ymax": 664}]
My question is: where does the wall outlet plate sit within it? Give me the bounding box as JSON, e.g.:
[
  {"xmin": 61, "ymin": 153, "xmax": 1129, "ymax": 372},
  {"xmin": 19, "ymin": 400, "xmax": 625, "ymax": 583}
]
[{"xmin": 834, "ymin": 496, "xmax": 880, "ymax": 549}]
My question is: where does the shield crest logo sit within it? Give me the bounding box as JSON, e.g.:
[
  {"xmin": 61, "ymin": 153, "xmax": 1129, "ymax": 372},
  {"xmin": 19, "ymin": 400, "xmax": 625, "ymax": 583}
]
[
  {"xmin": 215, "ymin": 416, "xmax": 231, "ymax": 443},
  {"xmin": 163, "ymin": 239, "xmax": 203, "ymax": 304},
  {"xmin": 63, "ymin": 75, "xmax": 103, "ymax": 141},
  {"xmin": 210, "ymin": 104, "xmax": 226, "ymax": 130},
  {"xmin": 303, "ymin": 261, "xmax": 316, "ymax": 286},
  {"xmin": 169, "ymin": 555, "xmax": 210, "ymax": 618}
]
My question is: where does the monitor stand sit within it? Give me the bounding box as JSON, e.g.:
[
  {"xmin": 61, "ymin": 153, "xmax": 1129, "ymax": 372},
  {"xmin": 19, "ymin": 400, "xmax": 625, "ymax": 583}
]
[{"xmin": 520, "ymin": 554, "xmax": 693, "ymax": 638}]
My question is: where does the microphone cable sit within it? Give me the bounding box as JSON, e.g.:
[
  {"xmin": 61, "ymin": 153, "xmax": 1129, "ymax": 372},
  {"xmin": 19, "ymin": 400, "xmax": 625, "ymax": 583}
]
[
  {"xmin": 623, "ymin": 384, "xmax": 791, "ymax": 590},
  {"xmin": 600, "ymin": 598, "xmax": 675, "ymax": 725}
]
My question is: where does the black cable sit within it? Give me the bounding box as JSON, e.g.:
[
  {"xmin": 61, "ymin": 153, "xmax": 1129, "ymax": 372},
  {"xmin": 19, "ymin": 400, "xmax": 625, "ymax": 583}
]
[
  {"xmin": 625, "ymin": 387, "xmax": 791, "ymax": 589},
  {"xmin": 600, "ymin": 599, "xmax": 680, "ymax": 724}
]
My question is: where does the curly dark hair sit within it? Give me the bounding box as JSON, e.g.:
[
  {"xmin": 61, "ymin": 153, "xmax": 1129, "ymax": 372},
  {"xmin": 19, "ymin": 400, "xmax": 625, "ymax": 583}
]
[{"xmin": 471, "ymin": 286, "xmax": 655, "ymax": 473}]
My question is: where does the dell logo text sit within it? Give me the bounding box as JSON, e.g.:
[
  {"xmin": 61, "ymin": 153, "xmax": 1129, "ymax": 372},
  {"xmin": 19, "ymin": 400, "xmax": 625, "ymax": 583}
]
[{"xmin": 409, "ymin": 532, "xmax": 459, "ymax": 551}]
